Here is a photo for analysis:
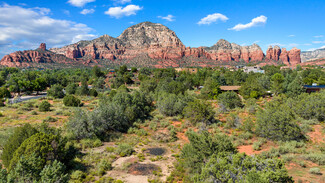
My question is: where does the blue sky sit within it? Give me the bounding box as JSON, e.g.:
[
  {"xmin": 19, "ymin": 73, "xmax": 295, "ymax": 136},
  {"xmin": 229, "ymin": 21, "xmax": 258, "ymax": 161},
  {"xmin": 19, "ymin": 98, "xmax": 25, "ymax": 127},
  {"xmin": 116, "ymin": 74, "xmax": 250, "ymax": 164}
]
[{"xmin": 0, "ymin": 0, "xmax": 324, "ymax": 58}]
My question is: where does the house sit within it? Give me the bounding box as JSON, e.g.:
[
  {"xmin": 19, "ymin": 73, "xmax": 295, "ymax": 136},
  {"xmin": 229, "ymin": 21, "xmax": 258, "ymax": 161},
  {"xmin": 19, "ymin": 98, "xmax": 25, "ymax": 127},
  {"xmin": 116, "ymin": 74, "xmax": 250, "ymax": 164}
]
[
  {"xmin": 220, "ymin": 86, "xmax": 241, "ymax": 93},
  {"xmin": 243, "ymin": 66, "xmax": 265, "ymax": 74},
  {"xmin": 303, "ymin": 84, "xmax": 325, "ymax": 93}
]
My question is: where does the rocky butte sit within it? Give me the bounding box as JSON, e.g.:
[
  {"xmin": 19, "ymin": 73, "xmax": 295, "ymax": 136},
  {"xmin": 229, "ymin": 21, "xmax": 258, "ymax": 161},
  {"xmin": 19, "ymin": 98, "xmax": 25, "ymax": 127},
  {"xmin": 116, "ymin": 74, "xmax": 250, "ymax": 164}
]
[{"xmin": 0, "ymin": 21, "xmax": 301, "ymax": 68}]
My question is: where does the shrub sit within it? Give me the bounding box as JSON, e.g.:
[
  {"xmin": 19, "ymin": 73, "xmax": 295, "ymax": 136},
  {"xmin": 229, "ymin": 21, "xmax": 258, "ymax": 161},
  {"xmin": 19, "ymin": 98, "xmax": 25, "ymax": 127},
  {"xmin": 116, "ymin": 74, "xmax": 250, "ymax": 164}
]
[
  {"xmin": 256, "ymin": 102, "xmax": 304, "ymax": 141},
  {"xmin": 194, "ymin": 153, "xmax": 294, "ymax": 183},
  {"xmin": 63, "ymin": 95, "xmax": 81, "ymax": 107},
  {"xmin": 39, "ymin": 101, "xmax": 51, "ymax": 112},
  {"xmin": 47, "ymin": 84, "xmax": 65, "ymax": 98},
  {"xmin": 40, "ymin": 160, "xmax": 69, "ymax": 183},
  {"xmin": 89, "ymin": 88, "xmax": 98, "ymax": 97},
  {"xmin": 1, "ymin": 124, "xmax": 37, "ymax": 168},
  {"xmin": 65, "ymin": 83, "xmax": 78, "ymax": 95},
  {"xmin": 43, "ymin": 116, "xmax": 58, "ymax": 123},
  {"xmin": 157, "ymin": 93, "xmax": 187, "ymax": 116},
  {"xmin": 31, "ymin": 111, "xmax": 38, "ymax": 115},
  {"xmin": 115, "ymin": 143, "xmax": 134, "ymax": 157},
  {"xmin": 80, "ymin": 138, "xmax": 103, "ymax": 149},
  {"xmin": 225, "ymin": 113, "xmax": 241, "ymax": 129},
  {"xmin": 217, "ymin": 91, "xmax": 243, "ymax": 109},
  {"xmin": 183, "ymin": 100, "xmax": 215, "ymax": 125},
  {"xmin": 97, "ymin": 159, "xmax": 112, "ymax": 176},
  {"xmin": 181, "ymin": 130, "xmax": 237, "ymax": 174},
  {"xmin": 309, "ymin": 167, "xmax": 322, "ymax": 175}
]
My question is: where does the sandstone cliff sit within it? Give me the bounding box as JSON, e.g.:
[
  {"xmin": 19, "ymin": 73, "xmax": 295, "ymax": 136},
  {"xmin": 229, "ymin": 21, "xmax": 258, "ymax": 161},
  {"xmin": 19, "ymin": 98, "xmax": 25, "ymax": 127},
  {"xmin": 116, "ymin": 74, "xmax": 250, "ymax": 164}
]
[{"xmin": 0, "ymin": 21, "xmax": 302, "ymax": 68}]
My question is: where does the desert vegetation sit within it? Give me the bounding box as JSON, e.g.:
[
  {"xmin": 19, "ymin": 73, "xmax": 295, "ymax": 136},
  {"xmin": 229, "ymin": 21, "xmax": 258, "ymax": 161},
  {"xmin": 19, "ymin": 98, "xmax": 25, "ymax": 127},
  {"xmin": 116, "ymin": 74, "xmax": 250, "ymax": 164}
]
[{"xmin": 0, "ymin": 65, "xmax": 325, "ymax": 182}]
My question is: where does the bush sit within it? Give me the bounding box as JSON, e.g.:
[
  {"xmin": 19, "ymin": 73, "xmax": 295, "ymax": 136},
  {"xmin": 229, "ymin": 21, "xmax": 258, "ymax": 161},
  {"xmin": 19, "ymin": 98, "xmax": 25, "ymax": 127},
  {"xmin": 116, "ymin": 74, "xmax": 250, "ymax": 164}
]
[
  {"xmin": 63, "ymin": 95, "xmax": 81, "ymax": 107},
  {"xmin": 39, "ymin": 101, "xmax": 51, "ymax": 112},
  {"xmin": 225, "ymin": 113, "xmax": 241, "ymax": 129},
  {"xmin": 256, "ymin": 102, "xmax": 304, "ymax": 141},
  {"xmin": 183, "ymin": 100, "xmax": 215, "ymax": 125},
  {"xmin": 65, "ymin": 83, "xmax": 78, "ymax": 95},
  {"xmin": 43, "ymin": 116, "xmax": 58, "ymax": 123},
  {"xmin": 115, "ymin": 143, "xmax": 134, "ymax": 157},
  {"xmin": 217, "ymin": 91, "xmax": 243, "ymax": 109},
  {"xmin": 194, "ymin": 153, "xmax": 293, "ymax": 183},
  {"xmin": 47, "ymin": 84, "xmax": 65, "ymax": 99},
  {"xmin": 80, "ymin": 138, "xmax": 102, "ymax": 149},
  {"xmin": 1, "ymin": 124, "xmax": 38, "ymax": 168},
  {"xmin": 157, "ymin": 93, "xmax": 188, "ymax": 116},
  {"xmin": 89, "ymin": 88, "xmax": 98, "ymax": 97},
  {"xmin": 309, "ymin": 167, "xmax": 322, "ymax": 175}
]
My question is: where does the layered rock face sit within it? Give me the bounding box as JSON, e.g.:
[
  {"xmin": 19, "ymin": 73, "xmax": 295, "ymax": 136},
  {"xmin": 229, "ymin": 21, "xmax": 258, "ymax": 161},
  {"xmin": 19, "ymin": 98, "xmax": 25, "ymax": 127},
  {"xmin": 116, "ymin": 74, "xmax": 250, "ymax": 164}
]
[
  {"xmin": 0, "ymin": 21, "xmax": 302, "ymax": 67},
  {"xmin": 0, "ymin": 43, "xmax": 74, "ymax": 67},
  {"xmin": 266, "ymin": 46, "xmax": 301, "ymax": 66},
  {"xmin": 205, "ymin": 39, "xmax": 264, "ymax": 62}
]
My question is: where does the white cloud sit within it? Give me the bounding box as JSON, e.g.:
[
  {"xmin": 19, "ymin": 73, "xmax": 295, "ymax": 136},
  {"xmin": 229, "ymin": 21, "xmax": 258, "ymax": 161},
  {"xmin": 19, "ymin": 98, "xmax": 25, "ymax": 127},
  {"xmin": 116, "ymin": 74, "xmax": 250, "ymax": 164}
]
[
  {"xmin": 288, "ymin": 35, "xmax": 295, "ymax": 37},
  {"xmin": 268, "ymin": 43, "xmax": 286, "ymax": 47},
  {"xmin": 197, "ymin": 13, "xmax": 228, "ymax": 25},
  {"xmin": 63, "ymin": 9, "xmax": 71, "ymax": 16},
  {"xmin": 314, "ymin": 35, "xmax": 324, "ymax": 38},
  {"xmin": 114, "ymin": 0, "xmax": 132, "ymax": 4},
  {"xmin": 80, "ymin": 8, "xmax": 95, "ymax": 15},
  {"xmin": 229, "ymin": 15, "xmax": 267, "ymax": 31},
  {"xmin": 158, "ymin": 15, "xmax": 175, "ymax": 22},
  {"xmin": 0, "ymin": 4, "xmax": 96, "ymax": 56},
  {"xmin": 312, "ymin": 40, "xmax": 325, "ymax": 44},
  {"xmin": 68, "ymin": 0, "xmax": 95, "ymax": 7},
  {"xmin": 105, "ymin": 5, "xmax": 142, "ymax": 18}
]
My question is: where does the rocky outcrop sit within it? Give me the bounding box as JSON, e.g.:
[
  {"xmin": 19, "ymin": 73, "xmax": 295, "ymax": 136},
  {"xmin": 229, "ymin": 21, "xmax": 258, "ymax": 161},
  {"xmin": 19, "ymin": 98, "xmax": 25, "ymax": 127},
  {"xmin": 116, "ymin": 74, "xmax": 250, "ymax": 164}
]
[
  {"xmin": 0, "ymin": 21, "xmax": 302, "ymax": 67},
  {"xmin": 266, "ymin": 46, "xmax": 301, "ymax": 66},
  {"xmin": 301, "ymin": 48, "xmax": 325, "ymax": 62},
  {"xmin": 0, "ymin": 43, "xmax": 74, "ymax": 67},
  {"xmin": 204, "ymin": 40, "xmax": 264, "ymax": 62}
]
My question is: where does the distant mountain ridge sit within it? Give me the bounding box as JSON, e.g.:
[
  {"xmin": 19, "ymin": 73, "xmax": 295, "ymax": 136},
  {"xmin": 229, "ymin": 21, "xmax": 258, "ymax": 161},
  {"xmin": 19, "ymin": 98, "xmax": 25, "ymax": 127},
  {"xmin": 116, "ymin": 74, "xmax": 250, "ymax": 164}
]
[
  {"xmin": 301, "ymin": 48, "xmax": 325, "ymax": 62},
  {"xmin": 0, "ymin": 21, "xmax": 301, "ymax": 68}
]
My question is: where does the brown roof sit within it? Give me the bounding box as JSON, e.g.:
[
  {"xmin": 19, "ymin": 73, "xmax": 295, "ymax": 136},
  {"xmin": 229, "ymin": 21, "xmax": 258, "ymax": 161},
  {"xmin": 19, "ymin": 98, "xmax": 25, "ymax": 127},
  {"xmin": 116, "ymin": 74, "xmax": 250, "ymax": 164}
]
[{"xmin": 220, "ymin": 86, "xmax": 241, "ymax": 91}]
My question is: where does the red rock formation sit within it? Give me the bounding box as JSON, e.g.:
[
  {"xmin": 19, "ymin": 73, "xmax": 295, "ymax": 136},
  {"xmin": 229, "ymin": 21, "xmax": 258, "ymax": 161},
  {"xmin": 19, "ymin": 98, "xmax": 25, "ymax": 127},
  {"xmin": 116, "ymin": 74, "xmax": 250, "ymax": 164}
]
[
  {"xmin": 39, "ymin": 43, "xmax": 46, "ymax": 51},
  {"xmin": 288, "ymin": 47, "xmax": 301, "ymax": 66},
  {"xmin": 0, "ymin": 22, "xmax": 302, "ymax": 68}
]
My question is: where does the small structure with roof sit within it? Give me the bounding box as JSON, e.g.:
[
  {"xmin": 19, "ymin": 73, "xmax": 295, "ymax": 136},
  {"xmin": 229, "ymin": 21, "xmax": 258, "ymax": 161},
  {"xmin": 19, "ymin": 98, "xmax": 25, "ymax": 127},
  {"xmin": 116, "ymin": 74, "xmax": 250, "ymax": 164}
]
[
  {"xmin": 220, "ymin": 86, "xmax": 241, "ymax": 93},
  {"xmin": 303, "ymin": 83, "xmax": 325, "ymax": 93},
  {"xmin": 243, "ymin": 66, "xmax": 265, "ymax": 74}
]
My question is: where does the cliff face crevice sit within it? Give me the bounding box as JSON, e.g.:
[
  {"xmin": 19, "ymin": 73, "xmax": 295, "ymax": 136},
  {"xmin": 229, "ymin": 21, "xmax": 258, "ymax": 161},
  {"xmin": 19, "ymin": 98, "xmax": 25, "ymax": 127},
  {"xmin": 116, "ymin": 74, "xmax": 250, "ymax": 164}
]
[{"xmin": 0, "ymin": 21, "xmax": 301, "ymax": 67}]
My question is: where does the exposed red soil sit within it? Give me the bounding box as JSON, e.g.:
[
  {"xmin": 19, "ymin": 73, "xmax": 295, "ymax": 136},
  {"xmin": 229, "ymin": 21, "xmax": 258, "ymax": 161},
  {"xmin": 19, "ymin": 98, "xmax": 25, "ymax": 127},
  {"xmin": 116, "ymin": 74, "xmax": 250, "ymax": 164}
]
[{"xmin": 308, "ymin": 125, "xmax": 324, "ymax": 143}]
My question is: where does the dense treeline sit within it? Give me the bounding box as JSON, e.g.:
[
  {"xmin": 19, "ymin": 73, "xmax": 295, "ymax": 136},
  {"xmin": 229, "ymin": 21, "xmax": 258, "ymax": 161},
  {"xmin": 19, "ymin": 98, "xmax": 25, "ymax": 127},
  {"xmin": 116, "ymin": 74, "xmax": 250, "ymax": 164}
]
[{"xmin": 0, "ymin": 64, "xmax": 325, "ymax": 182}]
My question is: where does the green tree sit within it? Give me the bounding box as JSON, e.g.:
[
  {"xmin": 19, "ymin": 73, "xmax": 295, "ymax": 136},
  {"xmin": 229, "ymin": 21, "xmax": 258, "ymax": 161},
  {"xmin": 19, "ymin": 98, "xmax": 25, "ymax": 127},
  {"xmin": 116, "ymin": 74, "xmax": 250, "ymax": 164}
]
[
  {"xmin": 200, "ymin": 77, "xmax": 220, "ymax": 99},
  {"xmin": 183, "ymin": 100, "xmax": 215, "ymax": 125},
  {"xmin": 286, "ymin": 76, "xmax": 305, "ymax": 97},
  {"xmin": 1, "ymin": 124, "xmax": 37, "ymax": 168},
  {"xmin": 33, "ymin": 77, "xmax": 47, "ymax": 94},
  {"xmin": 47, "ymin": 84, "xmax": 65, "ymax": 98},
  {"xmin": 181, "ymin": 130, "xmax": 237, "ymax": 174},
  {"xmin": 271, "ymin": 73, "xmax": 285, "ymax": 95},
  {"xmin": 256, "ymin": 101, "xmax": 304, "ymax": 141},
  {"xmin": 40, "ymin": 160, "xmax": 68, "ymax": 183},
  {"xmin": 157, "ymin": 93, "xmax": 187, "ymax": 116},
  {"xmin": 65, "ymin": 83, "xmax": 78, "ymax": 95},
  {"xmin": 0, "ymin": 87, "xmax": 11, "ymax": 99},
  {"xmin": 217, "ymin": 91, "xmax": 243, "ymax": 109}
]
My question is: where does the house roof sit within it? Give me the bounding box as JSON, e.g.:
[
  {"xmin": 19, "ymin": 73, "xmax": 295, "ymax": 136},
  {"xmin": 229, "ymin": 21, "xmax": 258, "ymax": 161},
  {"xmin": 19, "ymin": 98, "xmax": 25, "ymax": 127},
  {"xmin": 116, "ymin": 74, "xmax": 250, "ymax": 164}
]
[
  {"xmin": 303, "ymin": 85, "xmax": 325, "ymax": 89},
  {"xmin": 220, "ymin": 86, "xmax": 241, "ymax": 91}
]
